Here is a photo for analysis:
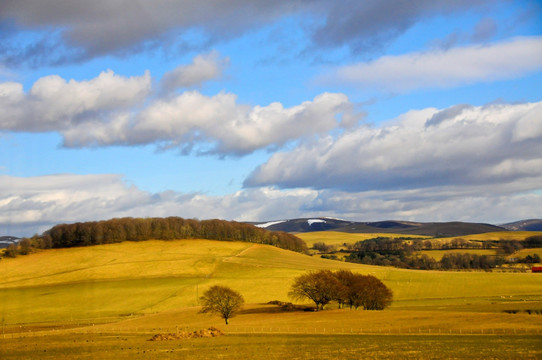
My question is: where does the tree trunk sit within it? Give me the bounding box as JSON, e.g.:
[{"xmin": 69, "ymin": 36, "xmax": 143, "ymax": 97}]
[{"xmin": 225, "ymin": 317, "xmax": 229, "ymax": 325}]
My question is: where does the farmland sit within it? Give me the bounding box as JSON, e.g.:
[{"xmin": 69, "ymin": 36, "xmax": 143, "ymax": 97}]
[{"xmin": 1, "ymin": 237, "xmax": 541, "ymax": 359}]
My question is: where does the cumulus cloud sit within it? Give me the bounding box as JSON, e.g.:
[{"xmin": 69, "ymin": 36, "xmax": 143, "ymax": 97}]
[
  {"xmin": 318, "ymin": 36, "xmax": 542, "ymax": 92},
  {"xmin": 245, "ymin": 101, "xmax": 542, "ymax": 193},
  {"xmin": 2, "ymin": 173, "xmax": 542, "ymax": 237},
  {"xmin": 0, "ymin": 0, "xmax": 505, "ymax": 65},
  {"xmin": 160, "ymin": 51, "xmax": 229, "ymax": 93},
  {"xmin": 0, "ymin": 68, "xmax": 355, "ymax": 155},
  {"xmin": 63, "ymin": 91, "xmax": 355, "ymax": 155},
  {"xmin": 0, "ymin": 70, "xmax": 151, "ymax": 131}
]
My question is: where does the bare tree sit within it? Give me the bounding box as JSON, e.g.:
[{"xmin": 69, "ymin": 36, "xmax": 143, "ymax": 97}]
[
  {"xmin": 288, "ymin": 270, "xmax": 340, "ymax": 310},
  {"xmin": 199, "ymin": 285, "xmax": 244, "ymax": 324},
  {"xmin": 360, "ymin": 275, "xmax": 393, "ymax": 310},
  {"xmin": 289, "ymin": 270, "xmax": 393, "ymax": 311}
]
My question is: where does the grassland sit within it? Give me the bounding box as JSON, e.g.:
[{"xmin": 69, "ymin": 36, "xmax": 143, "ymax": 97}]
[
  {"xmin": 1, "ymin": 237, "xmax": 541, "ymax": 359},
  {"xmin": 297, "ymin": 231, "xmax": 429, "ymax": 249},
  {"xmin": 419, "ymin": 249, "xmax": 498, "ymax": 260},
  {"xmin": 2, "ymin": 333, "xmax": 541, "ymax": 360},
  {"xmin": 297, "ymin": 231, "xmax": 542, "ymax": 249},
  {"xmin": 436, "ymin": 231, "xmax": 542, "ymax": 242}
]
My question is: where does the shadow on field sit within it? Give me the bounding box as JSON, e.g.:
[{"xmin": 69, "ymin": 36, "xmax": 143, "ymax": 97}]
[{"xmin": 239, "ymin": 301, "xmax": 314, "ymax": 315}]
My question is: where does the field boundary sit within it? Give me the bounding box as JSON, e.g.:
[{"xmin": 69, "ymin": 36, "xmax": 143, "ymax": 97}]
[
  {"xmin": 4, "ymin": 325, "xmax": 540, "ymax": 338},
  {"xmin": 222, "ymin": 326, "xmax": 541, "ymax": 336}
]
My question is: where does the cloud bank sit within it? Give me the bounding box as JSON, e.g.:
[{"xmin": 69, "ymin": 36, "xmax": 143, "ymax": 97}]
[
  {"xmin": 0, "ymin": 0, "xmax": 506, "ymax": 65},
  {"xmin": 3, "ymin": 173, "xmax": 541, "ymax": 237},
  {"xmin": 246, "ymin": 101, "xmax": 542, "ymax": 193},
  {"xmin": 319, "ymin": 36, "xmax": 542, "ymax": 92}
]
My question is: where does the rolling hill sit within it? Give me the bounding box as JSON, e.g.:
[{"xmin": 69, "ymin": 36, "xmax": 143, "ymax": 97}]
[
  {"xmin": 1, "ymin": 237, "xmax": 541, "ymax": 360},
  {"xmin": 252, "ymin": 218, "xmax": 506, "ymax": 237},
  {"xmin": 0, "ymin": 236, "xmax": 19, "ymax": 248},
  {"xmin": 501, "ymin": 219, "xmax": 542, "ymax": 231},
  {"xmin": 1, "ymin": 238, "xmax": 541, "ymax": 326}
]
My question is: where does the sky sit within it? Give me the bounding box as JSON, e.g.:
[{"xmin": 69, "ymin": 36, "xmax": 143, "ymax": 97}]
[{"xmin": 1, "ymin": 0, "xmax": 542, "ymax": 236}]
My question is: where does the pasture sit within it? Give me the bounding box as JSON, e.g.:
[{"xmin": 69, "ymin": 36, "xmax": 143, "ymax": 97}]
[
  {"xmin": 1, "ymin": 238, "xmax": 541, "ymax": 358},
  {"xmin": 297, "ymin": 231, "xmax": 429, "ymax": 249}
]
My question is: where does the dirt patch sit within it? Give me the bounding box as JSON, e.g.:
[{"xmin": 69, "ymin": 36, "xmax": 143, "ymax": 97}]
[{"xmin": 149, "ymin": 327, "xmax": 224, "ymax": 341}]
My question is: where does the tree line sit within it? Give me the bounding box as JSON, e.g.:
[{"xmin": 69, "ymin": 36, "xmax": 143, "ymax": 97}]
[
  {"xmin": 2, "ymin": 217, "xmax": 308, "ymax": 258},
  {"xmin": 289, "ymin": 270, "xmax": 393, "ymax": 311},
  {"xmin": 346, "ymin": 251, "xmax": 506, "ymax": 270},
  {"xmin": 336, "ymin": 235, "xmax": 542, "ymax": 270}
]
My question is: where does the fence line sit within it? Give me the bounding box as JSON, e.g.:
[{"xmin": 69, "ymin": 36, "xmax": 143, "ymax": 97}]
[
  {"xmin": 219, "ymin": 326, "xmax": 540, "ymax": 336},
  {"xmin": 2, "ymin": 325, "xmax": 540, "ymax": 338}
]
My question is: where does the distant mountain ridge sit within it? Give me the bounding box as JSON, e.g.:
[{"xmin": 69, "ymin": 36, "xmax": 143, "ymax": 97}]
[
  {"xmin": 251, "ymin": 218, "xmax": 506, "ymax": 237},
  {"xmin": 0, "ymin": 236, "xmax": 19, "ymax": 249},
  {"xmin": 501, "ymin": 219, "xmax": 542, "ymax": 231}
]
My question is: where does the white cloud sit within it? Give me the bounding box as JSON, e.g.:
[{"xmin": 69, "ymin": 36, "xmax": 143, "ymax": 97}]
[
  {"xmin": 246, "ymin": 101, "xmax": 542, "ymax": 193},
  {"xmin": 0, "ymin": 174, "xmax": 320, "ymax": 236},
  {"xmin": 2, "ymin": 173, "xmax": 542, "ymax": 237},
  {"xmin": 1, "ymin": 0, "xmax": 506, "ymax": 65},
  {"xmin": 319, "ymin": 36, "xmax": 542, "ymax": 92},
  {"xmin": 0, "ymin": 70, "xmax": 151, "ymax": 131},
  {"xmin": 0, "ymin": 66, "xmax": 356, "ymax": 155},
  {"xmin": 160, "ymin": 51, "xmax": 229, "ymax": 93}
]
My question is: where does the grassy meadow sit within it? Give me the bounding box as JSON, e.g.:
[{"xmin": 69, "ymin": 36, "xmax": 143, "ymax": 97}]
[
  {"xmin": 1, "ymin": 237, "xmax": 541, "ymax": 359},
  {"xmin": 436, "ymin": 231, "xmax": 542, "ymax": 242},
  {"xmin": 297, "ymin": 231, "xmax": 429, "ymax": 249},
  {"xmin": 298, "ymin": 230, "xmax": 542, "ymax": 249}
]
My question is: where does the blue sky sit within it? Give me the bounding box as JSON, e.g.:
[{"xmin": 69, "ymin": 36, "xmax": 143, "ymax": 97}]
[{"xmin": 1, "ymin": 0, "xmax": 542, "ymax": 236}]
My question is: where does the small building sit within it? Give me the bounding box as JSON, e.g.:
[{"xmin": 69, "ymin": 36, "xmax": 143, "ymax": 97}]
[{"xmin": 532, "ymin": 266, "xmax": 542, "ymax": 273}]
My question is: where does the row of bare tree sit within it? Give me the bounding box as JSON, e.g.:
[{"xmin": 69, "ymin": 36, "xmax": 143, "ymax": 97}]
[
  {"xmin": 198, "ymin": 270, "xmax": 393, "ymax": 325},
  {"xmin": 289, "ymin": 270, "xmax": 392, "ymax": 311}
]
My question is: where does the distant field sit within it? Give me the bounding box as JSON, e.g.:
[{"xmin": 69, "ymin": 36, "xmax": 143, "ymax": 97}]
[
  {"xmin": 436, "ymin": 231, "xmax": 542, "ymax": 242},
  {"xmin": 1, "ymin": 238, "xmax": 541, "ymax": 359},
  {"xmin": 297, "ymin": 231, "xmax": 429, "ymax": 248},
  {"xmin": 511, "ymin": 248, "xmax": 542, "ymax": 258},
  {"xmin": 419, "ymin": 249, "xmax": 497, "ymax": 261}
]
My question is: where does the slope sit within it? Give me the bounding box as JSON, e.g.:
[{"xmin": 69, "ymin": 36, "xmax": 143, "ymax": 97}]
[{"xmin": 1, "ymin": 238, "xmax": 541, "ymax": 327}]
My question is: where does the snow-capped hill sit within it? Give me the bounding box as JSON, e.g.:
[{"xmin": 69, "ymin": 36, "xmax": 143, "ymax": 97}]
[
  {"xmin": 254, "ymin": 220, "xmax": 286, "ymax": 228},
  {"xmin": 0, "ymin": 236, "xmax": 20, "ymax": 248}
]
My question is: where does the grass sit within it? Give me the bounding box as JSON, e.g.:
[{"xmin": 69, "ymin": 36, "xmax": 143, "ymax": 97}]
[
  {"xmin": 297, "ymin": 231, "xmax": 429, "ymax": 248},
  {"xmin": 1, "ymin": 333, "xmax": 541, "ymax": 360},
  {"xmin": 1, "ymin": 237, "xmax": 542, "ymax": 358},
  {"xmin": 419, "ymin": 249, "xmax": 497, "ymax": 260},
  {"xmin": 436, "ymin": 231, "xmax": 542, "ymax": 242},
  {"xmin": 1, "ymin": 239, "xmax": 542, "ymax": 323},
  {"xmin": 511, "ymin": 248, "xmax": 542, "ymax": 259}
]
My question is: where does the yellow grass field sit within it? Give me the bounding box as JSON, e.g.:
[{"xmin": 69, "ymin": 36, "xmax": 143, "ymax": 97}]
[
  {"xmin": 512, "ymin": 248, "xmax": 542, "ymax": 259},
  {"xmin": 297, "ymin": 231, "xmax": 429, "ymax": 248},
  {"xmin": 436, "ymin": 231, "xmax": 542, "ymax": 242},
  {"xmin": 420, "ymin": 249, "xmax": 497, "ymax": 260},
  {"xmin": 1, "ymin": 238, "xmax": 541, "ymax": 359}
]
